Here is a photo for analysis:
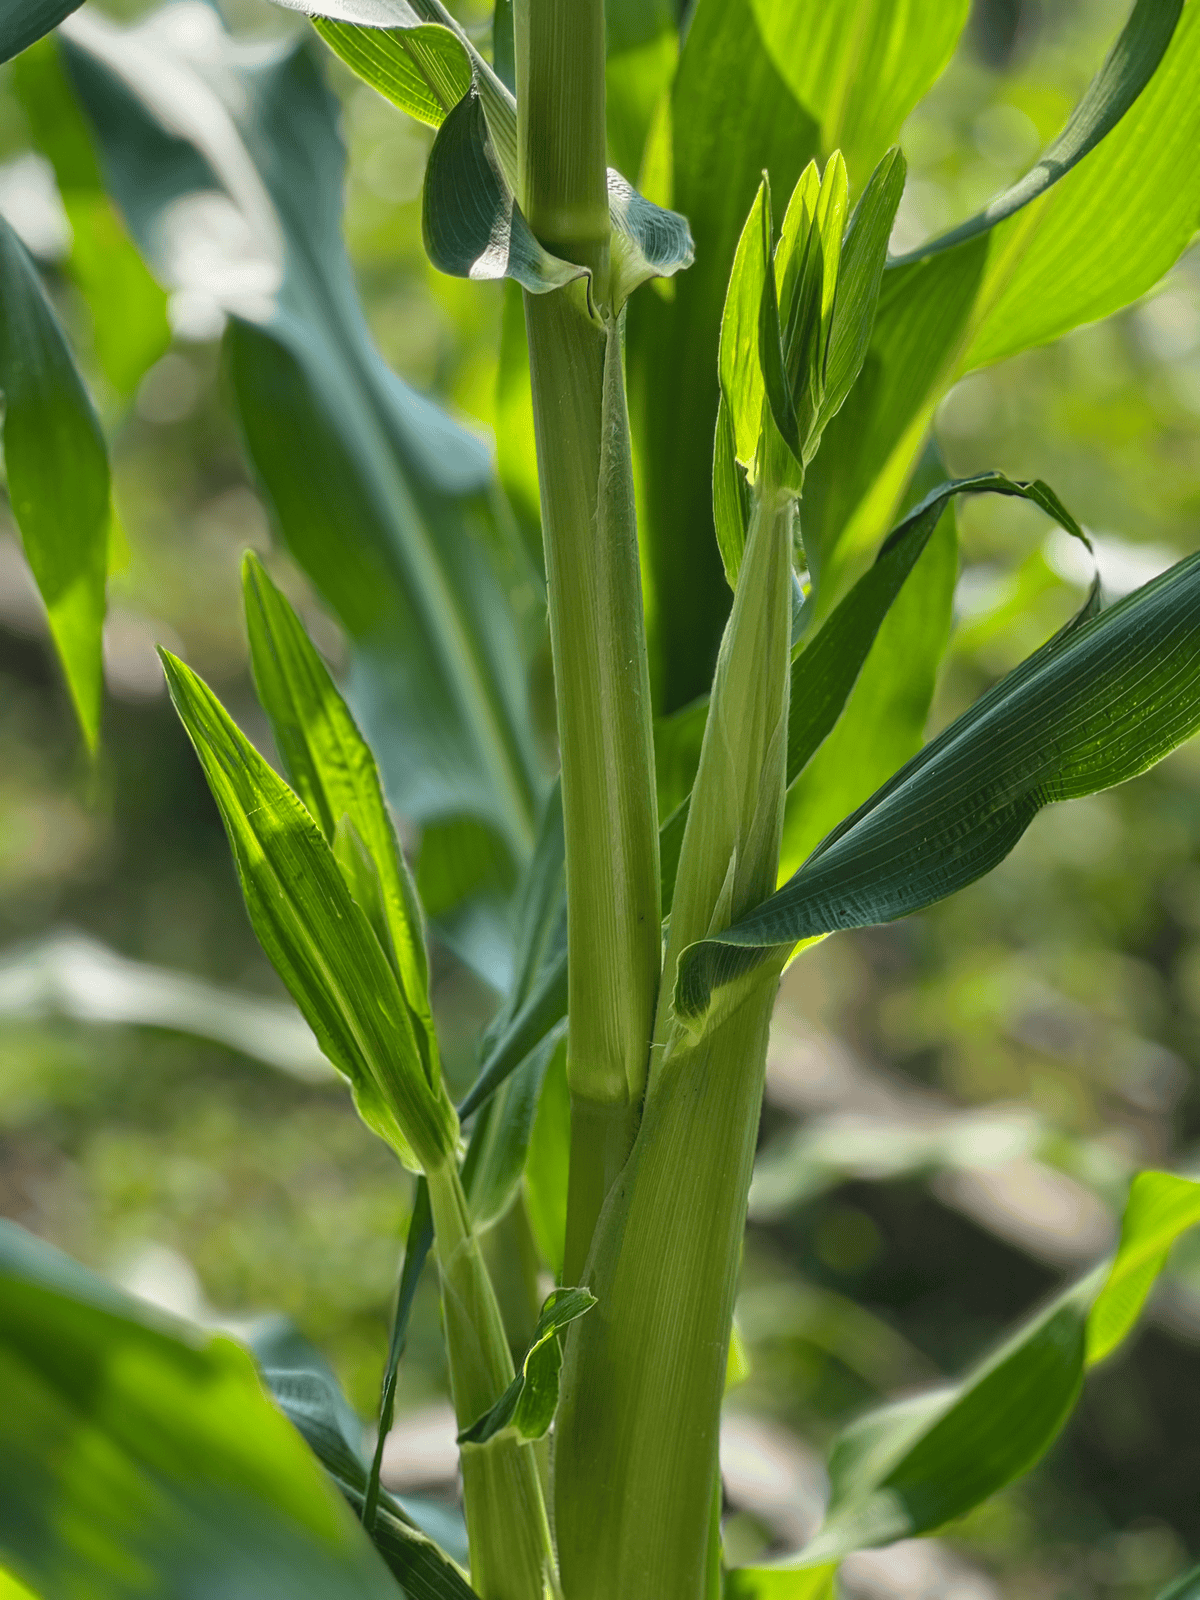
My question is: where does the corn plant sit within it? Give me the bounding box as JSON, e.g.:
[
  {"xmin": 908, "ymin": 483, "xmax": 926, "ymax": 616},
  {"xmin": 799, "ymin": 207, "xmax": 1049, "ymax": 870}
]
[{"xmin": 3, "ymin": 0, "xmax": 1200, "ymax": 1597}]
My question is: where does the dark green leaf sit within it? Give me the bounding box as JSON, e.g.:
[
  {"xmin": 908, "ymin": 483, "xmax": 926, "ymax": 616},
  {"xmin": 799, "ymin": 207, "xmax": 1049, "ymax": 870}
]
[
  {"xmin": 1156, "ymin": 1565, "xmax": 1200, "ymax": 1600},
  {"xmin": 0, "ymin": 212, "xmax": 108, "ymax": 748},
  {"xmin": 457, "ymin": 1288, "xmax": 596, "ymax": 1445},
  {"xmin": 0, "ymin": 1222, "xmax": 400, "ymax": 1599},
  {"xmin": 160, "ymin": 650, "xmax": 459, "ymax": 1173},
  {"xmin": 0, "ymin": 0, "xmax": 81, "ymax": 63},
  {"xmin": 677, "ymin": 538, "xmax": 1200, "ymax": 1032}
]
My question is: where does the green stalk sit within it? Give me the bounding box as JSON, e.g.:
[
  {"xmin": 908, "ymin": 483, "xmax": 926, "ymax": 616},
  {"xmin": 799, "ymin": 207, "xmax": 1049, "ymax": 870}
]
[
  {"xmin": 515, "ymin": 0, "xmax": 661, "ymax": 1284},
  {"xmin": 425, "ymin": 1159, "xmax": 556, "ymax": 1600},
  {"xmin": 555, "ymin": 485, "xmax": 795, "ymax": 1600}
]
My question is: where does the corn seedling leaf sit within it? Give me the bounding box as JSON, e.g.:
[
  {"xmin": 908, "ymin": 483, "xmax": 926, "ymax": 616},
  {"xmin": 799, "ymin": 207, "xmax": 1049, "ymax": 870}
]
[
  {"xmin": 676, "ymin": 535, "xmax": 1200, "ymax": 1026},
  {"xmin": 160, "ymin": 649, "xmax": 458, "ymax": 1173},
  {"xmin": 0, "ymin": 0, "xmax": 82, "ymax": 62},
  {"xmin": 732, "ymin": 1172, "xmax": 1200, "ymax": 1585},
  {"xmin": 255, "ymin": 1320, "xmax": 477, "ymax": 1599},
  {"xmin": 457, "ymin": 1287, "xmax": 597, "ymax": 1445},
  {"xmin": 0, "ymin": 1222, "xmax": 401, "ymax": 1599},
  {"xmin": 0, "ymin": 213, "xmax": 108, "ymax": 748}
]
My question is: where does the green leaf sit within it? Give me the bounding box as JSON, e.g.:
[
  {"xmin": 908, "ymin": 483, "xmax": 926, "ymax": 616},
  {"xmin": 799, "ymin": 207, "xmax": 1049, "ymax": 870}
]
[
  {"xmin": 523, "ymin": 1038, "xmax": 570, "ymax": 1277},
  {"xmin": 726, "ymin": 1564, "xmax": 836, "ymax": 1600},
  {"xmin": 804, "ymin": 0, "xmax": 1199, "ymax": 607},
  {"xmin": 160, "ymin": 649, "xmax": 459, "ymax": 1173},
  {"xmin": 242, "ymin": 553, "xmax": 435, "ymax": 1068},
  {"xmin": 719, "ymin": 177, "xmax": 770, "ymax": 470},
  {"xmin": 255, "ymin": 1322, "xmax": 478, "ymax": 1599},
  {"xmin": 605, "ymin": 0, "xmax": 676, "ymax": 180},
  {"xmin": 733, "ymin": 1170, "xmax": 1200, "ymax": 1585},
  {"xmin": 62, "ymin": 8, "xmax": 544, "ymax": 897},
  {"xmin": 0, "ymin": 1222, "xmax": 401, "ymax": 1599},
  {"xmin": 462, "ymin": 1023, "xmax": 566, "ymax": 1230},
  {"xmin": 1156, "ymin": 1565, "xmax": 1200, "ymax": 1600},
  {"xmin": 1086, "ymin": 1170, "xmax": 1200, "ymax": 1365},
  {"xmin": 313, "ymin": 16, "xmax": 471, "ymax": 125},
  {"xmin": 0, "ymin": 0, "xmax": 81, "ymax": 63},
  {"xmin": 13, "ymin": 37, "xmax": 169, "ymax": 397},
  {"xmin": 0, "ymin": 212, "xmax": 108, "ymax": 748},
  {"xmin": 626, "ymin": 0, "xmax": 969, "ymax": 710},
  {"xmin": 457, "ymin": 1287, "xmax": 596, "ymax": 1445},
  {"xmin": 678, "ymin": 532, "xmax": 1200, "ymax": 1025}
]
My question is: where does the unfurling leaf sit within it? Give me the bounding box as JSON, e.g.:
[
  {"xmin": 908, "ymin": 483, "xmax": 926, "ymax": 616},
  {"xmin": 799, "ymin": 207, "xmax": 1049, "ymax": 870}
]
[{"xmin": 458, "ymin": 1287, "xmax": 597, "ymax": 1445}]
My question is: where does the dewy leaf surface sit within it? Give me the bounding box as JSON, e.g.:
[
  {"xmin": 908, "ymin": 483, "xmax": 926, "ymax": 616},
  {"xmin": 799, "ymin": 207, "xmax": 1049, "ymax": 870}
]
[
  {"xmin": 457, "ymin": 1287, "xmax": 596, "ymax": 1445},
  {"xmin": 677, "ymin": 545, "xmax": 1200, "ymax": 1022},
  {"xmin": 0, "ymin": 213, "xmax": 108, "ymax": 748},
  {"xmin": 0, "ymin": 1222, "xmax": 401, "ymax": 1600},
  {"xmin": 60, "ymin": 4, "xmax": 545, "ymax": 913},
  {"xmin": 730, "ymin": 1171, "xmax": 1200, "ymax": 1588},
  {"xmin": 161, "ymin": 650, "xmax": 459, "ymax": 1173}
]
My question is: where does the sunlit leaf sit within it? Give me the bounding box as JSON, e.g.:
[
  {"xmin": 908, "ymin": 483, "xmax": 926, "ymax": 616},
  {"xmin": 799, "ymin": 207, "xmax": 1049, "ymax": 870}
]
[
  {"xmin": 1086, "ymin": 1170, "xmax": 1200, "ymax": 1365},
  {"xmin": 0, "ymin": 1223, "xmax": 401, "ymax": 1599},
  {"xmin": 0, "ymin": 212, "xmax": 107, "ymax": 748}
]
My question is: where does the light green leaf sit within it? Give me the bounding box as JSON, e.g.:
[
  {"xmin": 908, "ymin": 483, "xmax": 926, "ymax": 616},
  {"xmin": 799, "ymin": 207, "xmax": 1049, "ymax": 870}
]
[
  {"xmin": 313, "ymin": 16, "xmax": 470, "ymax": 125},
  {"xmin": 13, "ymin": 37, "xmax": 169, "ymax": 397},
  {"xmin": 805, "ymin": 0, "xmax": 1198, "ymax": 606},
  {"xmin": 726, "ymin": 1564, "xmax": 836, "ymax": 1600},
  {"xmin": 678, "ymin": 535, "xmax": 1200, "ymax": 1026},
  {"xmin": 626, "ymin": 0, "xmax": 969, "ymax": 710},
  {"xmin": 160, "ymin": 649, "xmax": 459, "ymax": 1174},
  {"xmin": 712, "ymin": 395, "xmax": 751, "ymax": 587},
  {"xmin": 1156, "ymin": 1564, "xmax": 1200, "ymax": 1600},
  {"xmin": 735, "ymin": 1168, "xmax": 1200, "ymax": 1585},
  {"xmin": 0, "ymin": 0, "xmax": 81, "ymax": 63},
  {"xmin": 242, "ymin": 552, "xmax": 435, "ymax": 1070},
  {"xmin": 1087, "ymin": 1170, "xmax": 1200, "ymax": 1365},
  {"xmin": 0, "ymin": 1222, "xmax": 401, "ymax": 1600},
  {"xmin": 457, "ymin": 1287, "xmax": 596, "ymax": 1445},
  {"xmin": 606, "ymin": 0, "xmax": 676, "ymax": 180},
  {"xmin": 0, "ymin": 212, "xmax": 108, "ymax": 748},
  {"xmin": 62, "ymin": 8, "xmax": 544, "ymax": 900},
  {"xmin": 255, "ymin": 1320, "xmax": 477, "ymax": 1599},
  {"xmin": 523, "ymin": 1036, "xmax": 570, "ymax": 1277}
]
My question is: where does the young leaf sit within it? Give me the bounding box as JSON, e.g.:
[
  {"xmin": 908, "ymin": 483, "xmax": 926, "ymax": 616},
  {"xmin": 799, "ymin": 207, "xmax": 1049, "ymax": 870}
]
[
  {"xmin": 0, "ymin": 0, "xmax": 82, "ymax": 62},
  {"xmin": 0, "ymin": 1222, "xmax": 401, "ymax": 1600},
  {"xmin": 0, "ymin": 213, "xmax": 108, "ymax": 748},
  {"xmin": 677, "ymin": 539, "xmax": 1200, "ymax": 1024},
  {"xmin": 312, "ymin": 17, "xmax": 471, "ymax": 125},
  {"xmin": 731, "ymin": 1171, "xmax": 1200, "ymax": 1586},
  {"xmin": 242, "ymin": 552, "xmax": 435, "ymax": 1072},
  {"xmin": 160, "ymin": 649, "xmax": 459, "ymax": 1174},
  {"xmin": 457, "ymin": 1287, "xmax": 597, "ymax": 1445},
  {"xmin": 719, "ymin": 177, "xmax": 770, "ymax": 468}
]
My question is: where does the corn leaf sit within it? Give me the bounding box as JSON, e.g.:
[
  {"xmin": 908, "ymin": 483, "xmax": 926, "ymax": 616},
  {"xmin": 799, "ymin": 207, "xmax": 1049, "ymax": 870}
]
[
  {"xmin": 313, "ymin": 16, "xmax": 470, "ymax": 125},
  {"xmin": 160, "ymin": 649, "xmax": 458, "ymax": 1173},
  {"xmin": 731, "ymin": 1172, "xmax": 1200, "ymax": 1586},
  {"xmin": 457, "ymin": 1287, "xmax": 596, "ymax": 1446},
  {"xmin": 0, "ymin": 1222, "xmax": 401, "ymax": 1600},
  {"xmin": 677, "ymin": 546, "xmax": 1200, "ymax": 1023},
  {"xmin": 1156, "ymin": 1565, "xmax": 1200, "ymax": 1600},
  {"xmin": 242, "ymin": 553, "xmax": 435, "ymax": 1063},
  {"xmin": 61, "ymin": 8, "xmax": 544, "ymax": 939},
  {"xmin": 0, "ymin": 0, "xmax": 81, "ymax": 62},
  {"xmin": 605, "ymin": 0, "xmax": 676, "ymax": 180},
  {"xmin": 626, "ymin": 0, "xmax": 968, "ymax": 710},
  {"xmin": 462, "ymin": 1023, "xmax": 566, "ymax": 1231},
  {"xmin": 804, "ymin": 0, "xmax": 1198, "ymax": 605},
  {"xmin": 0, "ymin": 213, "xmax": 108, "ymax": 748},
  {"xmin": 523, "ymin": 1037, "xmax": 570, "ymax": 1276},
  {"xmin": 255, "ymin": 1322, "xmax": 477, "ymax": 1599}
]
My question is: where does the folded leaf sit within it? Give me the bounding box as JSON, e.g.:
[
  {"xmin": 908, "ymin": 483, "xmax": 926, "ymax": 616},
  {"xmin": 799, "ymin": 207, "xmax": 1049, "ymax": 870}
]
[
  {"xmin": 0, "ymin": 0, "xmax": 82, "ymax": 62},
  {"xmin": 677, "ymin": 543, "xmax": 1200, "ymax": 1023},
  {"xmin": 0, "ymin": 1222, "xmax": 400, "ymax": 1599},
  {"xmin": 458, "ymin": 1287, "xmax": 596, "ymax": 1445},
  {"xmin": 731, "ymin": 1171, "xmax": 1200, "ymax": 1585},
  {"xmin": 161, "ymin": 649, "xmax": 459, "ymax": 1173},
  {"xmin": 0, "ymin": 213, "xmax": 108, "ymax": 748}
]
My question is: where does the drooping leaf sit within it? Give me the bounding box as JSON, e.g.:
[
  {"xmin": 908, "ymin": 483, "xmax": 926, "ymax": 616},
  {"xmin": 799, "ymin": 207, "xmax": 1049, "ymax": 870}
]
[
  {"xmin": 626, "ymin": 0, "xmax": 969, "ymax": 709},
  {"xmin": 13, "ymin": 37, "xmax": 169, "ymax": 397},
  {"xmin": 242, "ymin": 552, "xmax": 435, "ymax": 1068},
  {"xmin": 160, "ymin": 649, "xmax": 459, "ymax": 1173},
  {"xmin": 255, "ymin": 1321, "xmax": 477, "ymax": 1600},
  {"xmin": 61, "ymin": 5, "xmax": 544, "ymax": 937},
  {"xmin": 0, "ymin": 0, "xmax": 82, "ymax": 63},
  {"xmin": 0, "ymin": 1222, "xmax": 401, "ymax": 1600},
  {"xmin": 677, "ymin": 542, "xmax": 1200, "ymax": 1024},
  {"xmin": 804, "ymin": 0, "xmax": 1199, "ymax": 607},
  {"xmin": 731, "ymin": 1172, "xmax": 1200, "ymax": 1586},
  {"xmin": 457, "ymin": 1287, "xmax": 596, "ymax": 1445},
  {"xmin": 0, "ymin": 212, "xmax": 108, "ymax": 748}
]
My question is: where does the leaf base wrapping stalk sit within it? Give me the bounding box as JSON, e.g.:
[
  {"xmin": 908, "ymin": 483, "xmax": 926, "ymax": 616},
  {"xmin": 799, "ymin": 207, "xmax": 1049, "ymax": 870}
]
[{"xmin": 425, "ymin": 1160, "xmax": 557, "ymax": 1600}]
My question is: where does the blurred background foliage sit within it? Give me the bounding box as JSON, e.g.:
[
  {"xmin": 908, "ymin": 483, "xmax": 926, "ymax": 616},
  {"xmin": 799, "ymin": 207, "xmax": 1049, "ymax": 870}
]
[{"xmin": 2, "ymin": 0, "xmax": 1200, "ymax": 1595}]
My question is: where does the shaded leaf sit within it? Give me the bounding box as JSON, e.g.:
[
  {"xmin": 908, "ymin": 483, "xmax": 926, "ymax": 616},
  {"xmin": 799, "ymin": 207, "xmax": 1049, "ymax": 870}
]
[
  {"xmin": 523, "ymin": 1037, "xmax": 570, "ymax": 1277},
  {"xmin": 161, "ymin": 649, "xmax": 458, "ymax": 1173},
  {"xmin": 0, "ymin": 1222, "xmax": 400, "ymax": 1599},
  {"xmin": 462, "ymin": 1023, "xmax": 566, "ymax": 1230},
  {"xmin": 677, "ymin": 537, "xmax": 1199, "ymax": 1025},
  {"xmin": 457, "ymin": 1287, "xmax": 596, "ymax": 1445},
  {"xmin": 0, "ymin": 0, "xmax": 82, "ymax": 63},
  {"xmin": 0, "ymin": 212, "xmax": 108, "ymax": 747}
]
